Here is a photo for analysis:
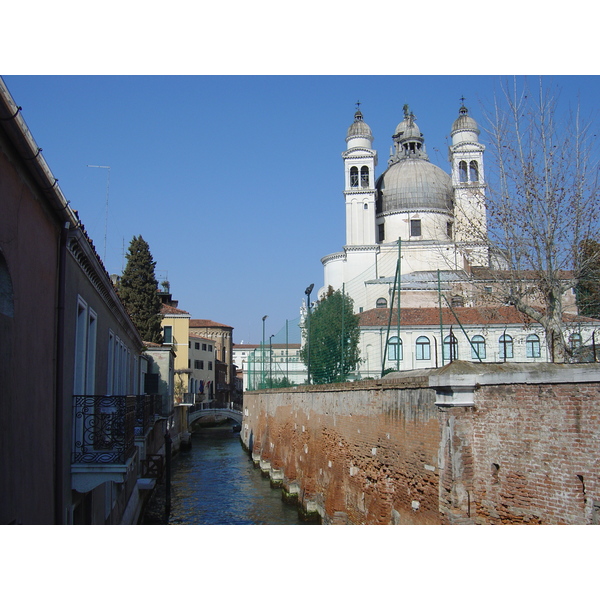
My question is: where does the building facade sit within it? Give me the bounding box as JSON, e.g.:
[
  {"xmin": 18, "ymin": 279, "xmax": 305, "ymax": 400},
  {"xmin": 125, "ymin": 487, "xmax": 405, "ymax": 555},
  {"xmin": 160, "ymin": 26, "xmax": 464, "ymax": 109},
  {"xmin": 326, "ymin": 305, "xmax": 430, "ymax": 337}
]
[
  {"xmin": 316, "ymin": 103, "xmax": 597, "ymax": 371},
  {"xmin": 0, "ymin": 78, "xmax": 168, "ymax": 524}
]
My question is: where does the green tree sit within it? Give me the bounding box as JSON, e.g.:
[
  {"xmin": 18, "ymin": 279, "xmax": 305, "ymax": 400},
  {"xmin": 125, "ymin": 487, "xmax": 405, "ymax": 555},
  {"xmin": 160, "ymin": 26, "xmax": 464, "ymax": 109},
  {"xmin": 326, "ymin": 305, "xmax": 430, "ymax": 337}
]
[
  {"xmin": 118, "ymin": 235, "xmax": 163, "ymax": 343},
  {"xmin": 576, "ymin": 239, "xmax": 600, "ymax": 318},
  {"xmin": 300, "ymin": 286, "xmax": 361, "ymax": 384}
]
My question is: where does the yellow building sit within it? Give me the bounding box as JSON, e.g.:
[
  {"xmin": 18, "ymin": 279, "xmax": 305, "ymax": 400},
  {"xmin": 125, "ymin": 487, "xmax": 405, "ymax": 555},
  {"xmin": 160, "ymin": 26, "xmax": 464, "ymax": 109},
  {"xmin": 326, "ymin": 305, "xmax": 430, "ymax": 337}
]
[{"xmin": 160, "ymin": 304, "xmax": 191, "ymax": 404}]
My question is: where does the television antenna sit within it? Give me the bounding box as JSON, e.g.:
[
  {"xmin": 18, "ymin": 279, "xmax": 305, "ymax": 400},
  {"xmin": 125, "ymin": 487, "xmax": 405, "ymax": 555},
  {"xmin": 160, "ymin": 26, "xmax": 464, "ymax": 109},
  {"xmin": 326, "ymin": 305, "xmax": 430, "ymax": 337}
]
[{"xmin": 87, "ymin": 165, "xmax": 111, "ymax": 263}]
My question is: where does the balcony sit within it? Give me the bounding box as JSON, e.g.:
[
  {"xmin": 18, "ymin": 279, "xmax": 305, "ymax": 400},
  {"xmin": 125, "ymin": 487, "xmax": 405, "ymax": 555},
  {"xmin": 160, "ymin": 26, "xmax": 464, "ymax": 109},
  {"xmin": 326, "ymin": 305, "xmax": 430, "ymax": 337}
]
[{"xmin": 71, "ymin": 395, "xmax": 137, "ymax": 493}]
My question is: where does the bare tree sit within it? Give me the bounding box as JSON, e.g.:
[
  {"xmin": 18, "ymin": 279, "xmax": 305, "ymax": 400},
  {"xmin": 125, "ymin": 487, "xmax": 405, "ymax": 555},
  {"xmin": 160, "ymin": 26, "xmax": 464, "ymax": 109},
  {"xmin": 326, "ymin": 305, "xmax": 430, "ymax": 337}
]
[{"xmin": 470, "ymin": 77, "xmax": 600, "ymax": 361}]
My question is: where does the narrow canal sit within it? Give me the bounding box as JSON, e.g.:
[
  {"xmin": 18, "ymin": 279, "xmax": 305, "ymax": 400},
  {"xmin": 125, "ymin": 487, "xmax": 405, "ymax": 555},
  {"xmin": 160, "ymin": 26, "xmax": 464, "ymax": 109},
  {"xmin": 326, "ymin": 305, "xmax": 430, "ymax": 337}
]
[{"xmin": 168, "ymin": 424, "xmax": 309, "ymax": 525}]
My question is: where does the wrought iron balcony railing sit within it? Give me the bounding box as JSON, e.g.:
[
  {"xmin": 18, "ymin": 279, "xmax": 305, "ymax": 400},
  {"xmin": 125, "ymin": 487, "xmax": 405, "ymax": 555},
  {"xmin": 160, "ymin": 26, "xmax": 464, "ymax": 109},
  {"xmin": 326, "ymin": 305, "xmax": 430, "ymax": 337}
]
[
  {"xmin": 135, "ymin": 394, "xmax": 162, "ymax": 435},
  {"xmin": 72, "ymin": 395, "xmax": 136, "ymax": 465}
]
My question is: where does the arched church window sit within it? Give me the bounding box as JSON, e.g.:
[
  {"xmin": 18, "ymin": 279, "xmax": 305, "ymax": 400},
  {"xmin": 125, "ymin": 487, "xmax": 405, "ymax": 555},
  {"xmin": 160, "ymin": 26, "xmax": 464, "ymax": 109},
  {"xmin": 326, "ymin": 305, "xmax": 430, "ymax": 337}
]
[
  {"xmin": 459, "ymin": 161, "xmax": 468, "ymax": 183},
  {"xmin": 570, "ymin": 333, "xmax": 582, "ymax": 350},
  {"xmin": 471, "ymin": 335, "xmax": 486, "ymax": 360},
  {"xmin": 526, "ymin": 334, "xmax": 541, "ymax": 358},
  {"xmin": 387, "ymin": 336, "xmax": 402, "ymax": 361},
  {"xmin": 469, "ymin": 160, "xmax": 479, "ymax": 182},
  {"xmin": 0, "ymin": 249, "xmax": 14, "ymax": 318},
  {"xmin": 416, "ymin": 336, "xmax": 431, "ymax": 360},
  {"xmin": 360, "ymin": 166, "xmax": 369, "ymax": 188},
  {"xmin": 499, "ymin": 334, "xmax": 513, "ymax": 359},
  {"xmin": 376, "ymin": 298, "xmax": 387, "ymax": 309},
  {"xmin": 350, "ymin": 166, "xmax": 359, "ymax": 188},
  {"xmin": 443, "ymin": 334, "xmax": 459, "ymax": 361}
]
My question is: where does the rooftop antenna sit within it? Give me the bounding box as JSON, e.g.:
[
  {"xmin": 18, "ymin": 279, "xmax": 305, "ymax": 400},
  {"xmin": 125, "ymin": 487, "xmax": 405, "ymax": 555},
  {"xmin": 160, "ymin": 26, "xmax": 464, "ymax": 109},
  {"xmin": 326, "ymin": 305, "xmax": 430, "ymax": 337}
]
[{"xmin": 87, "ymin": 164, "xmax": 111, "ymax": 263}]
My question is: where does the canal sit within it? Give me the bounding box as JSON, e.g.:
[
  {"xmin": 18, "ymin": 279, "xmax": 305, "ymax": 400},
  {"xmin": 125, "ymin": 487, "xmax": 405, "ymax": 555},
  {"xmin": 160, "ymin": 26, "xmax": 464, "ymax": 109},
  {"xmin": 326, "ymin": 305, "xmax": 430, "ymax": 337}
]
[{"xmin": 168, "ymin": 424, "xmax": 310, "ymax": 525}]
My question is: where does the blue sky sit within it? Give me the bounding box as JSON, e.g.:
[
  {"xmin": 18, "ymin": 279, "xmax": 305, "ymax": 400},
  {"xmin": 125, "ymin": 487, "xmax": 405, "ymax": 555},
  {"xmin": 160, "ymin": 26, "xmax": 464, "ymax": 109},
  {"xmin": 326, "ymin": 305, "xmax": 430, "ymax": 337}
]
[{"xmin": 4, "ymin": 75, "xmax": 600, "ymax": 343}]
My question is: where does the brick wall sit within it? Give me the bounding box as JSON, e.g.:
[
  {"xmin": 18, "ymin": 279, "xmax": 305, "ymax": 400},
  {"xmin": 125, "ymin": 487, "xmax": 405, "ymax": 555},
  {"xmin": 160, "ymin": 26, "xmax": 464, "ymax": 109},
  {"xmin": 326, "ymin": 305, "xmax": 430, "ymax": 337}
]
[
  {"xmin": 242, "ymin": 375, "xmax": 445, "ymax": 524},
  {"xmin": 243, "ymin": 362, "xmax": 600, "ymax": 524}
]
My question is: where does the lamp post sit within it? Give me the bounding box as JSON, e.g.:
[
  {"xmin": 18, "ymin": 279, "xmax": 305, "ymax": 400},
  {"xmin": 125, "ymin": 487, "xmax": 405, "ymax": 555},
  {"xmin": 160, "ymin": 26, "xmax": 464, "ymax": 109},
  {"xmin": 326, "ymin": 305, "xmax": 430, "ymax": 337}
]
[
  {"xmin": 305, "ymin": 284, "xmax": 314, "ymax": 384},
  {"xmin": 262, "ymin": 315, "xmax": 268, "ymax": 388}
]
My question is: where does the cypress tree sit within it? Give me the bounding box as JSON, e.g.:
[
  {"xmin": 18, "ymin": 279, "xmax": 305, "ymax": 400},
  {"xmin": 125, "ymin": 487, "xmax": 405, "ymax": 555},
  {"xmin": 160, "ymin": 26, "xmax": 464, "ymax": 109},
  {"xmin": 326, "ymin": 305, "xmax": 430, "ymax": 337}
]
[{"xmin": 118, "ymin": 235, "xmax": 163, "ymax": 343}]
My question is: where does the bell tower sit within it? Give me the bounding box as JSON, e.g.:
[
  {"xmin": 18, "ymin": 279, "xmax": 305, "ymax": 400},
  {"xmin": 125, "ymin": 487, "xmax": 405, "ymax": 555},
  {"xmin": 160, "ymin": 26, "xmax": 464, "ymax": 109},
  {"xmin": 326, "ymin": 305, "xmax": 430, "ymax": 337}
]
[
  {"xmin": 449, "ymin": 101, "xmax": 487, "ymax": 259},
  {"xmin": 342, "ymin": 104, "xmax": 378, "ymax": 246}
]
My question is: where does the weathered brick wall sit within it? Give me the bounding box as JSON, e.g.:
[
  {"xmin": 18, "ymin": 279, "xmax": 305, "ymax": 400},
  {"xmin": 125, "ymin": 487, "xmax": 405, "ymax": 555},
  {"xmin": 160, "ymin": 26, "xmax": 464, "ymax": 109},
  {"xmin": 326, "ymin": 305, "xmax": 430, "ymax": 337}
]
[
  {"xmin": 441, "ymin": 379, "xmax": 600, "ymax": 524},
  {"xmin": 243, "ymin": 363, "xmax": 600, "ymax": 524},
  {"xmin": 242, "ymin": 375, "xmax": 445, "ymax": 524}
]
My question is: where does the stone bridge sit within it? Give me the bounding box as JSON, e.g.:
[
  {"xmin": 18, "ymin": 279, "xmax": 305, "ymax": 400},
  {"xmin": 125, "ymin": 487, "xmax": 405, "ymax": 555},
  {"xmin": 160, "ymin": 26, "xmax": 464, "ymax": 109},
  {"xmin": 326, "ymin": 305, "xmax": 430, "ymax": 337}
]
[{"xmin": 188, "ymin": 402, "xmax": 243, "ymax": 427}]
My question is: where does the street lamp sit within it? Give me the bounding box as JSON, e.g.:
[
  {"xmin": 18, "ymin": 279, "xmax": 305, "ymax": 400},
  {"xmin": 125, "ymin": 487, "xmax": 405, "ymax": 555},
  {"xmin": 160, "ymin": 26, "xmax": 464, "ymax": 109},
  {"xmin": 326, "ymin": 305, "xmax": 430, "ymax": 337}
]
[
  {"xmin": 262, "ymin": 315, "xmax": 268, "ymax": 388},
  {"xmin": 305, "ymin": 284, "xmax": 314, "ymax": 384}
]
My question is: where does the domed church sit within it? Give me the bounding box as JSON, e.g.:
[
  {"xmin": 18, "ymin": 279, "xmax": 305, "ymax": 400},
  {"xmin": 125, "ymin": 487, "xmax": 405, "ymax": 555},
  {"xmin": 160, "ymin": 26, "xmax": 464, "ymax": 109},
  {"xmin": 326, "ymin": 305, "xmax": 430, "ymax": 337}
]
[
  {"xmin": 315, "ymin": 103, "xmax": 590, "ymax": 375},
  {"xmin": 320, "ymin": 102, "xmax": 488, "ymax": 315}
]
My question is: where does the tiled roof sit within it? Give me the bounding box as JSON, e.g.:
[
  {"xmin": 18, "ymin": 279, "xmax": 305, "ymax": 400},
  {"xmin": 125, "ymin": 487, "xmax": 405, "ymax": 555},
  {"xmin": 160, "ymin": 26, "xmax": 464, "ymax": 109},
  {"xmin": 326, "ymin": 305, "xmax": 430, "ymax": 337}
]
[
  {"xmin": 359, "ymin": 306, "xmax": 534, "ymax": 328},
  {"xmin": 189, "ymin": 319, "xmax": 233, "ymax": 329},
  {"xmin": 161, "ymin": 304, "xmax": 190, "ymax": 315},
  {"xmin": 358, "ymin": 306, "xmax": 600, "ymax": 328},
  {"xmin": 189, "ymin": 333, "xmax": 215, "ymax": 342}
]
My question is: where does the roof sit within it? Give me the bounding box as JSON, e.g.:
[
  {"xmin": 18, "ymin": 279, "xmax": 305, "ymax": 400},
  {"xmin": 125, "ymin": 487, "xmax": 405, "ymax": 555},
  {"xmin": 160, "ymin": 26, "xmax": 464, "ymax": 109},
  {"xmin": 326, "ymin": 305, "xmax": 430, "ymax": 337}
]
[
  {"xmin": 189, "ymin": 319, "xmax": 233, "ymax": 329},
  {"xmin": 189, "ymin": 333, "xmax": 215, "ymax": 342},
  {"xmin": 360, "ymin": 306, "xmax": 533, "ymax": 328},
  {"xmin": 359, "ymin": 306, "xmax": 600, "ymax": 328},
  {"xmin": 161, "ymin": 303, "xmax": 190, "ymax": 315}
]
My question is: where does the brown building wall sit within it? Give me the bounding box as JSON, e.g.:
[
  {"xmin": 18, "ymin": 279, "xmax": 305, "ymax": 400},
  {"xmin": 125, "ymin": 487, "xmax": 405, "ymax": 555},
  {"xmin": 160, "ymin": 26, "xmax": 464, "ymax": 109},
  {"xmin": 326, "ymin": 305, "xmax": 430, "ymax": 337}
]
[
  {"xmin": 243, "ymin": 363, "xmax": 600, "ymax": 524},
  {"xmin": 0, "ymin": 136, "xmax": 60, "ymax": 524}
]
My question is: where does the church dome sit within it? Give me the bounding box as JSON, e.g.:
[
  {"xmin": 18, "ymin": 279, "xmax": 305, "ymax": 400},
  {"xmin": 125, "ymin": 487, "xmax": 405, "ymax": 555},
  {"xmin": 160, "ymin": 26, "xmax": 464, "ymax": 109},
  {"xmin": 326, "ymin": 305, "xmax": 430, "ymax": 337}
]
[
  {"xmin": 394, "ymin": 118, "xmax": 422, "ymax": 139},
  {"xmin": 346, "ymin": 108, "xmax": 373, "ymax": 142},
  {"xmin": 376, "ymin": 158, "xmax": 453, "ymax": 214},
  {"xmin": 451, "ymin": 104, "xmax": 480, "ymax": 134}
]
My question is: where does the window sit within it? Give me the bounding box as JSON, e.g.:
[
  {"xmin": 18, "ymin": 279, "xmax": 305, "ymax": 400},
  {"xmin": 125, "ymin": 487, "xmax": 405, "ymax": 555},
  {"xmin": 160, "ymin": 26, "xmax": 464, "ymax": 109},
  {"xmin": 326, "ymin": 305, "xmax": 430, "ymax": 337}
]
[
  {"xmin": 410, "ymin": 219, "xmax": 422, "ymax": 237},
  {"xmin": 376, "ymin": 297, "xmax": 388, "ymax": 309},
  {"xmin": 208, "ymin": 345, "xmax": 213, "ymax": 352},
  {"xmin": 350, "ymin": 166, "xmax": 359, "ymax": 188},
  {"xmin": 416, "ymin": 336, "xmax": 431, "ymax": 360},
  {"xmin": 202, "ymin": 343, "xmax": 207, "ymax": 351},
  {"xmin": 451, "ymin": 295, "xmax": 464, "ymax": 307},
  {"xmin": 447, "ymin": 221, "xmax": 453, "ymax": 239},
  {"xmin": 443, "ymin": 334, "xmax": 459, "ymax": 361},
  {"xmin": 163, "ymin": 325, "xmax": 173, "ymax": 344},
  {"xmin": 208, "ymin": 362, "xmax": 213, "ymax": 370},
  {"xmin": 378, "ymin": 223, "xmax": 385, "ymax": 242},
  {"xmin": 499, "ymin": 334, "xmax": 513, "ymax": 359},
  {"xmin": 0, "ymin": 250, "xmax": 14, "ymax": 318},
  {"xmin": 469, "ymin": 160, "xmax": 479, "ymax": 182},
  {"xmin": 459, "ymin": 160, "xmax": 468, "ymax": 183},
  {"xmin": 387, "ymin": 336, "xmax": 402, "ymax": 361},
  {"xmin": 195, "ymin": 342, "xmax": 200, "ymax": 350},
  {"xmin": 74, "ymin": 298, "xmax": 96, "ymax": 395},
  {"xmin": 194, "ymin": 360, "xmax": 202, "ymax": 369},
  {"xmin": 471, "ymin": 335, "xmax": 486, "ymax": 360},
  {"xmin": 570, "ymin": 333, "xmax": 582, "ymax": 350},
  {"xmin": 360, "ymin": 166, "xmax": 369, "ymax": 188},
  {"xmin": 526, "ymin": 334, "xmax": 541, "ymax": 358}
]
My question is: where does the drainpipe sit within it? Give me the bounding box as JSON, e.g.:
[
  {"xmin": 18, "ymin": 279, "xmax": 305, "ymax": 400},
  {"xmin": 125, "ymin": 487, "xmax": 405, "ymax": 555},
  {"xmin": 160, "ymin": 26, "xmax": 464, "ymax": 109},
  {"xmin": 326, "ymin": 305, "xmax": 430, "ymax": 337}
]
[{"xmin": 54, "ymin": 221, "xmax": 70, "ymax": 524}]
